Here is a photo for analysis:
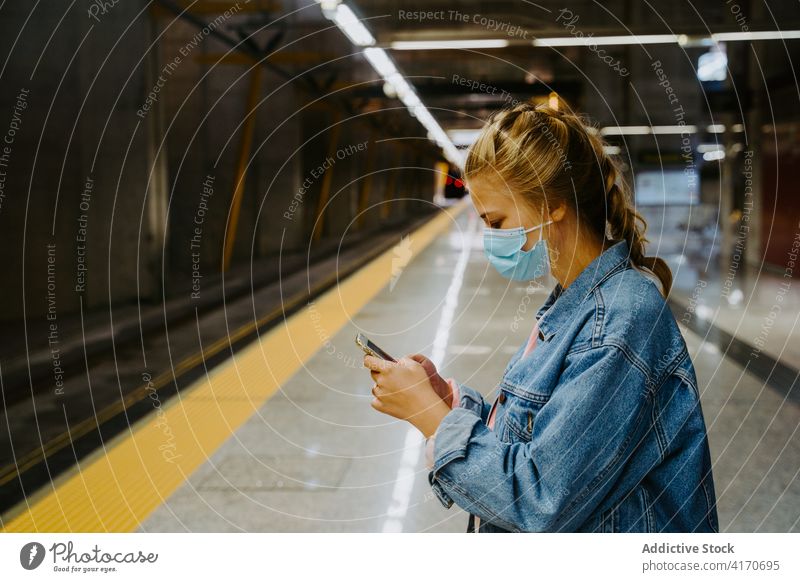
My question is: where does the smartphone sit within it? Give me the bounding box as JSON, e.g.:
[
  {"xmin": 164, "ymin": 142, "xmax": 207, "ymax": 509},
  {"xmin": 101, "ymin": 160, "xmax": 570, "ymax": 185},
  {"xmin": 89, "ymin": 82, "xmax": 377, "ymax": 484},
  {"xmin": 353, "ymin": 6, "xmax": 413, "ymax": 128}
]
[{"xmin": 355, "ymin": 333, "xmax": 396, "ymax": 362}]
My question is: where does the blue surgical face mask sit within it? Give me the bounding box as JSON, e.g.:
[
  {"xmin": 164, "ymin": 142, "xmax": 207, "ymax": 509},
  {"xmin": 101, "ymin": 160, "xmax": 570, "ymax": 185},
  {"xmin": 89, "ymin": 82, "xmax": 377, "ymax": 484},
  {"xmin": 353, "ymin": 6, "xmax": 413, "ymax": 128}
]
[{"xmin": 483, "ymin": 219, "xmax": 554, "ymax": 280}]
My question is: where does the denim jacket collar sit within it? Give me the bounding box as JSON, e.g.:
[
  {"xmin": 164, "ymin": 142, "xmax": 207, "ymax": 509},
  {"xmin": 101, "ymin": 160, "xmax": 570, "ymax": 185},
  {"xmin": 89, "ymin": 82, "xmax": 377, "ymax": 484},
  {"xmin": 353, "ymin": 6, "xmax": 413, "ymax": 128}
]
[{"xmin": 535, "ymin": 239, "xmax": 632, "ymax": 341}]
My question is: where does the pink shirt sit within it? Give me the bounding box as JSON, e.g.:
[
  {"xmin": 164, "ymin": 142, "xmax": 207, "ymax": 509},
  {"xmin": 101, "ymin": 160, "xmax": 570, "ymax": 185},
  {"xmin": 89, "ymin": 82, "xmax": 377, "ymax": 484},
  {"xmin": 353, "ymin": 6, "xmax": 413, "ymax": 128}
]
[{"xmin": 425, "ymin": 317, "xmax": 541, "ymax": 532}]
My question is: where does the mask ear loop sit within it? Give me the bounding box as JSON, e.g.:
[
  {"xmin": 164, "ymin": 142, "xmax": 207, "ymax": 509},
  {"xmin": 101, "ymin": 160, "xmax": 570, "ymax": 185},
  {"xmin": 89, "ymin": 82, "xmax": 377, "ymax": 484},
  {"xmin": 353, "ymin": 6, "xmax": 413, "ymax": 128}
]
[
  {"xmin": 521, "ymin": 219, "xmax": 554, "ymax": 235},
  {"xmin": 522, "ymin": 201, "xmax": 554, "ymax": 234},
  {"xmin": 539, "ymin": 203, "xmax": 558, "ymax": 266},
  {"xmin": 538, "ymin": 202, "xmax": 553, "ymax": 242}
]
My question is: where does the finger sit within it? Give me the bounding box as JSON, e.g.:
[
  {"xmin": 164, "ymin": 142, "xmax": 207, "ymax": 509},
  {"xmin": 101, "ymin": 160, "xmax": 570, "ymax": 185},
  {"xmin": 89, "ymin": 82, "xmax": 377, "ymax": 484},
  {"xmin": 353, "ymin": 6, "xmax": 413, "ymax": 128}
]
[
  {"xmin": 409, "ymin": 353, "xmax": 435, "ymax": 375},
  {"xmin": 363, "ymin": 354, "xmax": 381, "ymax": 371},
  {"xmin": 363, "ymin": 354, "xmax": 391, "ymax": 372},
  {"xmin": 370, "ymin": 397, "xmax": 386, "ymax": 413},
  {"xmin": 397, "ymin": 356, "xmax": 418, "ymax": 369}
]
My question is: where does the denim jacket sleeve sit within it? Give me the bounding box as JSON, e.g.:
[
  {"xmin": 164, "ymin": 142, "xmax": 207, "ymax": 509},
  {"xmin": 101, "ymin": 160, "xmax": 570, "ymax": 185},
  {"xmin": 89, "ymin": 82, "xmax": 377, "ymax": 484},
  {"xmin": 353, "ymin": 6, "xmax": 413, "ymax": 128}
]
[
  {"xmin": 427, "ymin": 344, "xmax": 654, "ymax": 532},
  {"xmin": 450, "ymin": 380, "xmax": 493, "ymax": 423}
]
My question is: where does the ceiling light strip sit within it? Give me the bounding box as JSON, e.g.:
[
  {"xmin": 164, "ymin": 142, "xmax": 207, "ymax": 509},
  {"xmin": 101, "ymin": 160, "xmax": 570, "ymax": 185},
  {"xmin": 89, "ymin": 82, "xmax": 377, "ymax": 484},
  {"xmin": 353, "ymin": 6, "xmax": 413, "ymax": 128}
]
[
  {"xmin": 316, "ymin": 1, "xmax": 463, "ymax": 167},
  {"xmin": 391, "ymin": 39, "xmax": 510, "ymax": 50},
  {"xmin": 387, "ymin": 30, "xmax": 800, "ymax": 50}
]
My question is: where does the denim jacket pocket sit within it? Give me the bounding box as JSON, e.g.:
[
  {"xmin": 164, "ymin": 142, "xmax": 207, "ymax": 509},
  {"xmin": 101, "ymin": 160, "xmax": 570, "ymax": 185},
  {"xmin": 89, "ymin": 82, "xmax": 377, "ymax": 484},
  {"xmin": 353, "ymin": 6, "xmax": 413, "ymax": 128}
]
[
  {"xmin": 498, "ymin": 370, "xmax": 554, "ymax": 404},
  {"xmin": 499, "ymin": 341, "xmax": 557, "ymax": 402},
  {"xmin": 501, "ymin": 395, "xmax": 541, "ymax": 443},
  {"xmin": 594, "ymin": 485, "xmax": 657, "ymax": 533},
  {"xmin": 619, "ymin": 486, "xmax": 657, "ymax": 532}
]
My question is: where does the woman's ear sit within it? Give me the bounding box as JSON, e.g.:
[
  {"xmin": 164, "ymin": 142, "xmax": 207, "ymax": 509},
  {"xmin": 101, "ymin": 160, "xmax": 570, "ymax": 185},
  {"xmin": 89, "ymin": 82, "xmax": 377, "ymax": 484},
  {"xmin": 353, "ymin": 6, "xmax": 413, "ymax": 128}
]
[{"xmin": 549, "ymin": 201, "xmax": 567, "ymax": 223}]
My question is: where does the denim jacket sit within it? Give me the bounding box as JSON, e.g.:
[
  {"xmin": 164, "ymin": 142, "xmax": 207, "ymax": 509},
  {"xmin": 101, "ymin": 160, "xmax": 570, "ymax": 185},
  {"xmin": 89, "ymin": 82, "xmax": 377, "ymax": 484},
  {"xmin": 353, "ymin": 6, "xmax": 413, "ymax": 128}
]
[{"xmin": 428, "ymin": 239, "xmax": 719, "ymax": 533}]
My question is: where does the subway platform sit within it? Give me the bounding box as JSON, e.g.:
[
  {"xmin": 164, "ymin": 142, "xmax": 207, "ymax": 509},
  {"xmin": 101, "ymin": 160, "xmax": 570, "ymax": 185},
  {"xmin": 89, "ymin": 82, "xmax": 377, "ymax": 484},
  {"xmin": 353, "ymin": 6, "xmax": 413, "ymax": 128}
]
[{"xmin": 1, "ymin": 199, "xmax": 798, "ymax": 533}]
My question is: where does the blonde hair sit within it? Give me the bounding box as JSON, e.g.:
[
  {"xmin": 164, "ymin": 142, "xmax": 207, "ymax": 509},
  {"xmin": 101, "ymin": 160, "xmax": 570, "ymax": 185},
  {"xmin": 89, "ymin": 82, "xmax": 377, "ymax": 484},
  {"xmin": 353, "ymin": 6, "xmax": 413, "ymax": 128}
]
[{"xmin": 464, "ymin": 101, "xmax": 672, "ymax": 296}]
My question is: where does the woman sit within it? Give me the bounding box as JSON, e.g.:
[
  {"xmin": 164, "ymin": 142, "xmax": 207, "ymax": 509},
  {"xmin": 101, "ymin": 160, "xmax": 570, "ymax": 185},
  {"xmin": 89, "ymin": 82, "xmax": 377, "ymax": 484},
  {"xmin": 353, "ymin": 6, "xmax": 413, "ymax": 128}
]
[{"xmin": 364, "ymin": 102, "xmax": 719, "ymax": 533}]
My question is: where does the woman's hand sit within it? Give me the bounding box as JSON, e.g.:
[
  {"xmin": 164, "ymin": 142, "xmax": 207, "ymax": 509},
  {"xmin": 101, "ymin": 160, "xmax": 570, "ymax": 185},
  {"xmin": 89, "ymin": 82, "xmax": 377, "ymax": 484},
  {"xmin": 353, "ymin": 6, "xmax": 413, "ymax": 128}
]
[
  {"xmin": 363, "ymin": 354, "xmax": 451, "ymax": 438},
  {"xmin": 409, "ymin": 353, "xmax": 453, "ymax": 408}
]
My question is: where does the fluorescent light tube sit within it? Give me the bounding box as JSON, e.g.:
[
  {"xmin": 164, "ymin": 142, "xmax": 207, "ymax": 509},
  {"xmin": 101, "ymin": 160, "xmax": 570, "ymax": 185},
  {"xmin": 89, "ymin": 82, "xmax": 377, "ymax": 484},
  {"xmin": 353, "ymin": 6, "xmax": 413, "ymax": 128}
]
[
  {"xmin": 333, "ymin": 4, "xmax": 375, "ymax": 46},
  {"xmin": 530, "ymin": 30, "xmax": 800, "ymax": 47},
  {"xmin": 534, "ymin": 34, "xmax": 680, "ymax": 47},
  {"xmin": 600, "ymin": 126, "xmax": 651, "ymax": 135},
  {"xmin": 399, "ymin": 90, "xmax": 421, "ymax": 109},
  {"xmin": 600, "ymin": 125, "xmax": 699, "ymax": 135},
  {"xmin": 363, "ymin": 47, "xmax": 396, "ymax": 76},
  {"xmin": 651, "ymin": 125, "xmax": 698, "ymax": 134},
  {"xmin": 712, "ymin": 30, "xmax": 800, "ymax": 41},
  {"xmin": 390, "ymin": 39, "xmax": 510, "ymax": 50},
  {"xmin": 703, "ymin": 150, "xmax": 726, "ymax": 161},
  {"xmin": 447, "ymin": 129, "xmax": 482, "ymax": 147}
]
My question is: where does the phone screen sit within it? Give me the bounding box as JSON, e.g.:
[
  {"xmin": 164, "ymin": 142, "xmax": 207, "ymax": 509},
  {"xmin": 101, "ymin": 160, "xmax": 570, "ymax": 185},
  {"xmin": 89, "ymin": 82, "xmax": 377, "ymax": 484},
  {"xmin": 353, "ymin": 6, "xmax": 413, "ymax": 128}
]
[{"xmin": 355, "ymin": 333, "xmax": 396, "ymax": 362}]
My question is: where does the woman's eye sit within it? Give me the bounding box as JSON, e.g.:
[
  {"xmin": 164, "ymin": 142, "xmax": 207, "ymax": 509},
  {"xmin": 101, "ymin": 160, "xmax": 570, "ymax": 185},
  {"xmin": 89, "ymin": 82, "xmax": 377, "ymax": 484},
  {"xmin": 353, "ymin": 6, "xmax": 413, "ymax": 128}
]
[{"xmin": 490, "ymin": 221, "xmax": 502, "ymax": 229}]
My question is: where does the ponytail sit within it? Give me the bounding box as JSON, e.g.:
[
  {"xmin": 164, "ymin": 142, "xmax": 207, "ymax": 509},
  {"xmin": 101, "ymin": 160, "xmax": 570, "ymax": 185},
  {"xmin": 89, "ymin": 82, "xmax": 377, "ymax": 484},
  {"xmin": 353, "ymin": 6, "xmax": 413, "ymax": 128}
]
[{"xmin": 602, "ymin": 156, "xmax": 673, "ymax": 296}]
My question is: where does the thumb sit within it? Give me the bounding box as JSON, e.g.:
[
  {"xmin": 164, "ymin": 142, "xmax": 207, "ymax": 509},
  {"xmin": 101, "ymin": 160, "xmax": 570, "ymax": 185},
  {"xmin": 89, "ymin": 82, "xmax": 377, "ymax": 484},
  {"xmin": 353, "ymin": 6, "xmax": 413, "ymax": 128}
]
[
  {"xmin": 409, "ymin": 353, "xmax": 436, "ymax": 374},
  {"xmin": 409, "ymin": 353, "xmax": 430, "ymax": 365}
]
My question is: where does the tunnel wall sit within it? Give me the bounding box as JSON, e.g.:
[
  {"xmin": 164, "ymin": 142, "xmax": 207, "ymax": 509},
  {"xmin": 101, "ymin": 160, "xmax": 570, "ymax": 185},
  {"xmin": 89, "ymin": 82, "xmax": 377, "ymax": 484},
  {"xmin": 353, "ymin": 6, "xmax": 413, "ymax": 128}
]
[{"xmin": 0, "ymin": 1, "xmax": 443, "ymax": 324}]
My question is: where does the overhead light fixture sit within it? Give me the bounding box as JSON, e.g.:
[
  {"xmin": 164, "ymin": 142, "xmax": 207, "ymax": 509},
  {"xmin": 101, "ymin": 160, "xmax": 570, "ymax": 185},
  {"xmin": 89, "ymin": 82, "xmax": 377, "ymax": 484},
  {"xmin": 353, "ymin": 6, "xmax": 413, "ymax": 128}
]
[
  {"xmin": 363, "ymin": 54, "xmax": 460, "ymax": 165},
  {"xmin": 399, "ymin": 90, "xmax": 421, "ymax": 109},
  {"xmin": 712, "ymin": 30, "xmax": 800, "ymax": 41},
  {"xmin": 315, "ymin": 0, "xmax": 341, "ymax": 13},
  {"xmin": 535, "ymin": 30, "xmax": 800, "ymax": 47},
  {"xmin": 315, "ymin": 2, "xmax": 462, "ymax": 166},
  {"xmin": 534, "ymin": 34, "xmax": 681, "ymax": 47},
  {"xmin": 384, "ymin": 30, "xmax": 800, "ymax": 51},
  {"xmin": 319, "ymin": 2, "xmax": 375, "ymax": 46},
  {"xmin": 390, "ymin": 39, "xmax": 510, "ymax": 50},
  {"xmin": 386, "ymin": 73, "xmax": 410, "ymax": 96},
  {"xmin": 706, "ymin": 124, "xmax": 726, "ymax": 133},
  {"xmin": 652, "ymin": 125, "xmax": 698, "ymax": 134},
  {"xmin": 382, "ymin": 82, "xmax": 396, "ymax": 98},
  {"xmin": 447, "ymin": 129, "xmax": 482, "ymax": 147},
  {"xmin": 600, "ymin": 125, "xmax": 699, "ymax": 135},
  {"xmin": 600, "ymin": 126, "xmax": 651, "ymax": 135},
  {"xmin": 697, "ymin": 47, "xmax": 728, "ymax": 82},
  {"xmin": 703, "ymin": 150, "xmax": 726, "ymax": 161},
  {"xmin": 363, "ymin": 47, "xmax": 396, "ymax": 77}
]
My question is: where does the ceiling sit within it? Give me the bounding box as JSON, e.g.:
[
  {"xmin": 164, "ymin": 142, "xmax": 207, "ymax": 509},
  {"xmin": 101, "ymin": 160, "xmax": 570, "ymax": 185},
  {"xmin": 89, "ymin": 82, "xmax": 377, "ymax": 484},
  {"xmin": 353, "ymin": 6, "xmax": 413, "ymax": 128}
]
[{"xmin": 340, "ymin": 0, "xmax": 800, "ymax": 130}]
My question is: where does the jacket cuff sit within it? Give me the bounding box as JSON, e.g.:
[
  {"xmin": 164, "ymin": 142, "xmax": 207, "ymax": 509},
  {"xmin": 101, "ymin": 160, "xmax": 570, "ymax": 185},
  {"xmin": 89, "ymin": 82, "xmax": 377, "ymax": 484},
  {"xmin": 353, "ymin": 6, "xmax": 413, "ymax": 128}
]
[
  {"xmin": 426, "ymin": 407, "xmax": 483, "ymax": 509},
  {"xmin": 453, "ymin": 382, "xmax": 490, "ymax": 421}
]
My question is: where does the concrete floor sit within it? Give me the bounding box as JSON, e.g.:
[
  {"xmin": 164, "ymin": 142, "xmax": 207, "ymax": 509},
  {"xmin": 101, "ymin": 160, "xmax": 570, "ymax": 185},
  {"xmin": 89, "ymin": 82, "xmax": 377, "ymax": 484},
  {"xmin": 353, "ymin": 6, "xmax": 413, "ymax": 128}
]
[{"xmin": 140, "ymin": 206, "xmax": 800, "ymax": 532}]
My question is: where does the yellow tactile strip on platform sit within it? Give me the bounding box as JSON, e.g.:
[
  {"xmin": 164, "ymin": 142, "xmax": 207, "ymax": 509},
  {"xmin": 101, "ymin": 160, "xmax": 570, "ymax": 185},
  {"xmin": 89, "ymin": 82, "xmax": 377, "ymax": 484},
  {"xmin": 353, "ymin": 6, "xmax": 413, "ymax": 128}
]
[{"xmin": 1, "ymin": 200, "xmax": 467, "ymax": 532}]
